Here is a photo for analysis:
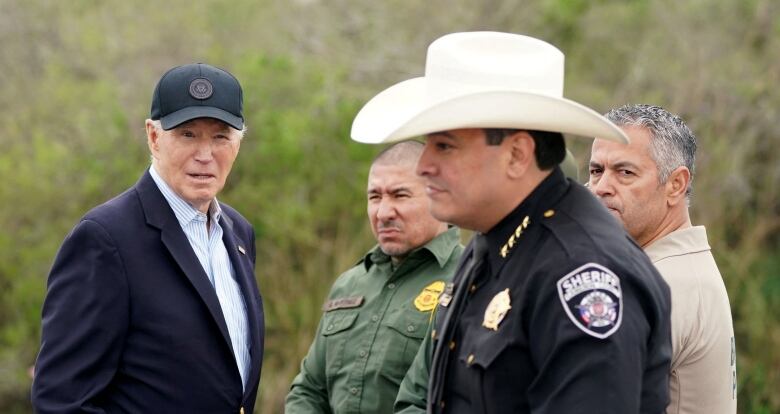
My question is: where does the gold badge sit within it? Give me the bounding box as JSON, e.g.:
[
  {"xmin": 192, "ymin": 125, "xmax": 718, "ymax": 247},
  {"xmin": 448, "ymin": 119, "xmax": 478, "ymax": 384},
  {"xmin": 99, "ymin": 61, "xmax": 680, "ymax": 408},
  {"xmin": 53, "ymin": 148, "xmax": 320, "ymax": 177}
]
[
  {"xmin": 414, "ymin": 280, "xmax": 446, "ymax": 312},
  {"xmin": 483, "ymin": 289, "xmax": 512, "ymax": 330}
]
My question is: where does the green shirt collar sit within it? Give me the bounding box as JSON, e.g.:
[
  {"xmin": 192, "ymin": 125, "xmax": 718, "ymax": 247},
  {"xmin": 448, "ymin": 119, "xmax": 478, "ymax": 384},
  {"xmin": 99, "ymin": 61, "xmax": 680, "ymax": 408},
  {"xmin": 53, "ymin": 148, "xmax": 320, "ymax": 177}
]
[{"xmin": 364, "ymin": 226, "xmax": 460, "ymax": 270}]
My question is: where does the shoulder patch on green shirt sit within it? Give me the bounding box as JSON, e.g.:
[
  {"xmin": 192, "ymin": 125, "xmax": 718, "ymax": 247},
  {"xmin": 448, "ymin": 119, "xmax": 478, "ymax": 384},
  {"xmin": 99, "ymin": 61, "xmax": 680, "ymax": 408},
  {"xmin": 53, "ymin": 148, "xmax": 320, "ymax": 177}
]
[
  {"xmin": 414, "ymin": 280, "xmax": 445, "ymax": 312},
  {"xmin": 322, "ymin": 296, "xmax": 364, "ymax": 312}
]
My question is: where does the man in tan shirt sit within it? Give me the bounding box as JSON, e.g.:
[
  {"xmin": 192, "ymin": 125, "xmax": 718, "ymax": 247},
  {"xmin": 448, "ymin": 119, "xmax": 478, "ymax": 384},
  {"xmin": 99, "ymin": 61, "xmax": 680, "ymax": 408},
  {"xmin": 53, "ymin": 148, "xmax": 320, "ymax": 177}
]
[{"xmin": 588, "ymin": 104, "xmax": 736, "ymax": 414}]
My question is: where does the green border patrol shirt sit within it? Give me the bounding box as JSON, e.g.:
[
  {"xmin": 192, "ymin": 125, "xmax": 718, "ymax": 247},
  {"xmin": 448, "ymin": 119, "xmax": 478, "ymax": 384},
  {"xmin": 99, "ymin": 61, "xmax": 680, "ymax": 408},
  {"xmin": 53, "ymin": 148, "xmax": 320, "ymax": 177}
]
[{"xmin": 286, "ymin": 227, "xmax": 464, "ymax": 414}]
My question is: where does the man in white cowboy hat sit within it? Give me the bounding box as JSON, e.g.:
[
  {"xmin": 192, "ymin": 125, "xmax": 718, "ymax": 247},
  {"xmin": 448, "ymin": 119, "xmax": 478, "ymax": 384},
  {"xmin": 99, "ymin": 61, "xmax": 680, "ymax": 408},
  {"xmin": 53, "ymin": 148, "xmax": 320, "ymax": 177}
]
[{"xmin": 351, "ymin": 32, "xmax": 672, "ymax": 413}]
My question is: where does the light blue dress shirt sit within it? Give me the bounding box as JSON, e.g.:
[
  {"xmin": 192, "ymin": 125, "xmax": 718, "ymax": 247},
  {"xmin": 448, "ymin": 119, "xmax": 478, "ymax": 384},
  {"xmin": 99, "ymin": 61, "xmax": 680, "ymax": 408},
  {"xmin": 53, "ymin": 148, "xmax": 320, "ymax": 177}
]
[{"xmin": 150, "ymin": 166, "xmax": 250, "ymax": 390}]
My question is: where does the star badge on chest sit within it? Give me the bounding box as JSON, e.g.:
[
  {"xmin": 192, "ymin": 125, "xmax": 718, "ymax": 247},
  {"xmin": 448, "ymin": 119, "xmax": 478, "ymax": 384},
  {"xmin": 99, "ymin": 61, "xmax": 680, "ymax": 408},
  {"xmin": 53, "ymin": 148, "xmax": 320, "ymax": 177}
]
[{"xmin": 483, "ymin": 288, "xmax": 512, "ymax": 331}]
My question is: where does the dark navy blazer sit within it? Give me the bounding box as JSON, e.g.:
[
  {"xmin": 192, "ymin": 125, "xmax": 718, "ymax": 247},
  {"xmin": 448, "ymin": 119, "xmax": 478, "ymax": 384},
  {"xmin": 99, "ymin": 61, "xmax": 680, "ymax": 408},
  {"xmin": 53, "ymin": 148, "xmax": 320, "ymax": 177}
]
[{"xmin": 32, "ymin": 170, "xmax": 264, "ymax": 413}]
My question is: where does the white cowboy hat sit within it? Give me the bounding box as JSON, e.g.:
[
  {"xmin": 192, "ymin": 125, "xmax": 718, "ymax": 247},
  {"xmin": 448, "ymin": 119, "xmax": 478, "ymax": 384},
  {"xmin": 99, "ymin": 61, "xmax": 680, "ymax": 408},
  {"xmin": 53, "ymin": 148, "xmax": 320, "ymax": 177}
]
[{"xmin": 351, "ymin": 32, "xmax": 628, "ymax": 144}]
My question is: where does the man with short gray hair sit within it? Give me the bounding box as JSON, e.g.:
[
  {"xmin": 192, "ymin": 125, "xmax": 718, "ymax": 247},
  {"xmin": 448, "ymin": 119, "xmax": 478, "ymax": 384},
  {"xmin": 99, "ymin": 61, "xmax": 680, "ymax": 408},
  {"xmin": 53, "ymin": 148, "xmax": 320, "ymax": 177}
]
[{"xmin": 589, "ymin": 103, "xmax": 737, "ymax": 414}]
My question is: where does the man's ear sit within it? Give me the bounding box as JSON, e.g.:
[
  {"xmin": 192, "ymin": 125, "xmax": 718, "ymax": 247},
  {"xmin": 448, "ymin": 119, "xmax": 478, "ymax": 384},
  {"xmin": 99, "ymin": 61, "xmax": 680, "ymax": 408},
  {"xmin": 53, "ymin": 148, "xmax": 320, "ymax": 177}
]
[
  {"xmin": 145, "ymin": 119, "xmax": 161, "ymax": 160},
  {"xmin": 506, "ymin": 131, "xmax": 535, "ymax": 179},
  {"xmin": 665, "ymin": 166, "xmax": 690, "ymax": 206}
]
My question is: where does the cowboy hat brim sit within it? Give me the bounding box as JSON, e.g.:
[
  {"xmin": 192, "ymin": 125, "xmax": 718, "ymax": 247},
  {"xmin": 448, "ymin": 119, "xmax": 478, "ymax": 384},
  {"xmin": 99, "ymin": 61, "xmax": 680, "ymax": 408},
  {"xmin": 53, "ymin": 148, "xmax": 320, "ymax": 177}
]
[{"xmin": 351, "ymin": 77, "xmax": 628, "ymax": 144}]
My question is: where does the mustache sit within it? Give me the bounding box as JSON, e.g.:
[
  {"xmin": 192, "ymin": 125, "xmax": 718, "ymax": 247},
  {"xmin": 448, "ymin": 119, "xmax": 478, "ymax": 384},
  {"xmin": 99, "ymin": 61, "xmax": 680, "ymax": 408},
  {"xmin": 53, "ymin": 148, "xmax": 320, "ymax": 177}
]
[{"xmin": 377, "ymin": 221, "xmax": 402, "ymax": 231}]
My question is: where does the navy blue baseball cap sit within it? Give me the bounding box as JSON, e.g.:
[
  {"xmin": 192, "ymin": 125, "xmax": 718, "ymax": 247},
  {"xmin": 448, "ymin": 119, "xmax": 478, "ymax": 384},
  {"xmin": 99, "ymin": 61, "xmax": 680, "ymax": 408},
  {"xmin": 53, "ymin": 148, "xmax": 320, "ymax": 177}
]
[{"xmin": 150, "ymin": 63, "xmax": 244, "ymax": 130}]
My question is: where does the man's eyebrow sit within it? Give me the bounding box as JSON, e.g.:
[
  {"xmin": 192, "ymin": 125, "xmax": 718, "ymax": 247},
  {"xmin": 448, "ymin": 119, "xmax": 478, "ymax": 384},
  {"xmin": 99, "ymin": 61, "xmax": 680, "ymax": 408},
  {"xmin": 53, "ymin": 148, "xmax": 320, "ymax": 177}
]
[
  {"xmin": 612, "ymin": 161, "xmax": 640, "ymax": 170},
  {"xmin": 367, "ymin": 185, "xmax": 413, "ymax": 194},
  {"xmin": 588, "ymin": 160, "xmax": 641, "ymax": 171},
  {"xmin": 428, "ymin": 131, "xmax": 456, "ymax": 140},
  {"xmin": 388, "ymin": 186, "xmax": 412, "ymax": 194}
]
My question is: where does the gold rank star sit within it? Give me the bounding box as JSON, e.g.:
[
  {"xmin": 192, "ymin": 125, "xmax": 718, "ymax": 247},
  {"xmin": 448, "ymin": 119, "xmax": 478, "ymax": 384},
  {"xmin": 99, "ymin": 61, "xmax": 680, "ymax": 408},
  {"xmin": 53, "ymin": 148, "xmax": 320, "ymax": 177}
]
[{"xmin": 500, "ymin": 216, "xmax": 530, "ymax": 258}]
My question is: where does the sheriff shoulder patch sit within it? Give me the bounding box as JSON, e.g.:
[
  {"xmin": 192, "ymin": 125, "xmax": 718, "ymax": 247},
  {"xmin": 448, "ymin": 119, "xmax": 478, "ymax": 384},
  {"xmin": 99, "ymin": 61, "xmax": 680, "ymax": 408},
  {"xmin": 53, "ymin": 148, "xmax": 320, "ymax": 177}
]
[{"xmin": 556, "ymin": 263, "xmax": 622, "ymax": 339}]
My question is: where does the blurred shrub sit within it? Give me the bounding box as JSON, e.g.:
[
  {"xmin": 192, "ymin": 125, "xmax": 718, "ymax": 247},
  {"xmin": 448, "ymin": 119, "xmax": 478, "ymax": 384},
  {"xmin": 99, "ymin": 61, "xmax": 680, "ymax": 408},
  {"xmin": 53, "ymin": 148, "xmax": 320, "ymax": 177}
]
[{"xmin": 0, "ymin": 0, "xmax": 777, "ymax": 413}]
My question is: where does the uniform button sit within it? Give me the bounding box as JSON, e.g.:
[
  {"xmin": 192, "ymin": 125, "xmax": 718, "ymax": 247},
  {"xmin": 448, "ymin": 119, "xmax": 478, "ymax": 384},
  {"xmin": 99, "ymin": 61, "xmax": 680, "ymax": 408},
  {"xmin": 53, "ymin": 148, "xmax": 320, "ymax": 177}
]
[
  {"xmin": 387, "ymin": 283, "xmax": 396, "ymax": 289},
  {"xmin": 371, "ymin": 315, "xmax": 379, "ymax": 322},
  {"xmin": 440, "ymin": 400, "xmax": 445, "ymax": 408},
  {"xmin": 449, "ymin": 341, "xmax": 456, "ymax": 350},
  {"xmin": 467, "ymin": 354, "xmax": 475, "ymax": 365},
  {"xmin": 406, "ymin": 325, "xmax": 415, "ymax": 332},
  {"xmin": 240, "ymin": 407, "xmax": 244, "ymax": 414},
  {"xmin": 431, "ymin": 329, "xmax": 437, "ymax": 339},
  {"xmin": 326, "ymin": 324, "xmax": 333, "ymax": 331},
  {"xmin": 469, "ymin": 284, "xmax": 477, "ymax": 293},
  {"xmin": 544, "ymin": 209, "xmax": 555, "ymax": 218},
  {"xmin": 359, "ymin": 350, "xmax": 367, "ymax": 357},
  {"xmin": 350, "ymin": 387, "xmax": 359, "ymax": 395}
]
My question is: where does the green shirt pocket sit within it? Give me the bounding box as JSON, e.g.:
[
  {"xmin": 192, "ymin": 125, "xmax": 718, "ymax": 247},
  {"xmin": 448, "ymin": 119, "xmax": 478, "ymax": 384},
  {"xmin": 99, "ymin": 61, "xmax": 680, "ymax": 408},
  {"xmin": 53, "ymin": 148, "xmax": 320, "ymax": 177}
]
[
  {"xmin": 322, "ymin": 311, "xmax": 358, "ymax": 336},
  {"xmin": 385, "ymin": 311, "xmax": 428, "ymax": 340},
  {"xmin": 379, "ymin": 310, "xmax": 431, "ymax": 384},
  {"xmin": 321, "ymin": 311, "xmax": 358, "ymax": 383}
]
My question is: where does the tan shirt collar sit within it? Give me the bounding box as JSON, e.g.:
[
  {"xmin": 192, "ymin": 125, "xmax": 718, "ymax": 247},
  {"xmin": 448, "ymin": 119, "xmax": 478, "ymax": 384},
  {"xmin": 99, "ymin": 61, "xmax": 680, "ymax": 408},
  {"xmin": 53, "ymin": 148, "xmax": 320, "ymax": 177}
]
[{"xmin": 644, "ymin": 225, "xmax": 711, "ymax": 263}]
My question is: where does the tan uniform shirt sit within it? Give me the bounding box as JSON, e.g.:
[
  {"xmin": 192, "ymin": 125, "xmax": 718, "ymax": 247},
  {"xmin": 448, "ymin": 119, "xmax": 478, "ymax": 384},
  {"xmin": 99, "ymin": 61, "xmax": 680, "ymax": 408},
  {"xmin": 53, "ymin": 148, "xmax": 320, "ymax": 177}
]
[{"xmin": 645, "ymin": 226, "xmax": 737, "ymax": 414}]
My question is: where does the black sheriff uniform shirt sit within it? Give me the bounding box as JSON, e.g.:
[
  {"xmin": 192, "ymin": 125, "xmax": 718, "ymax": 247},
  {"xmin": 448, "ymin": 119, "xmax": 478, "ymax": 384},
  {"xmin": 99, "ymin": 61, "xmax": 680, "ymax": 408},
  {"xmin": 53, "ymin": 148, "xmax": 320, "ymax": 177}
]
[{"xmin": 429, "ymin": 167, "xmax": 672, "ymax": 414}]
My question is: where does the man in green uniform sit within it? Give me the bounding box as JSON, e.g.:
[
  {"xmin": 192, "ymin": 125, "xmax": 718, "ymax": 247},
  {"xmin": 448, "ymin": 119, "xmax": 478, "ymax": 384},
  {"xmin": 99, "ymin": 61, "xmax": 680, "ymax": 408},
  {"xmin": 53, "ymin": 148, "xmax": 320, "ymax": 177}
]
[{"xmin": 286, "ymin": 141, "xmax": 464, "ymax": 413}]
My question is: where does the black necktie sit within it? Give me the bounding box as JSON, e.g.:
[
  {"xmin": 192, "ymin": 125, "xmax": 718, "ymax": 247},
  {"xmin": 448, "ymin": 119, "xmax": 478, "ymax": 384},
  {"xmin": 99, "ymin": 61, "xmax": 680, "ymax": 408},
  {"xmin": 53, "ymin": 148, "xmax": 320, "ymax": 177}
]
[{"xmin": 427, "ymin": 234, "xmax": 488, "ymax": 413}]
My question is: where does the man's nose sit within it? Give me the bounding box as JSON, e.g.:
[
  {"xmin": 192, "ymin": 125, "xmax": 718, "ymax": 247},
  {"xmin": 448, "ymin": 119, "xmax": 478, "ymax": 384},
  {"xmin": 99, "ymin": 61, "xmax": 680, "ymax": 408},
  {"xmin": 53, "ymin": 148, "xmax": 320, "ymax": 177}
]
[
  {"xmin": 416, "ymin": 144, "xmax": 435, "ymax": 177},
  {"xmin": 194, "ymin": 139, "xmax": 214, "ymax": 162},
  {"xmin": 376, "ymin": 198, "xmax": 397, "ymax": 221},
  {"xmin": 591, "ymin": 173, "xmax": 614, "ymax": 197}
]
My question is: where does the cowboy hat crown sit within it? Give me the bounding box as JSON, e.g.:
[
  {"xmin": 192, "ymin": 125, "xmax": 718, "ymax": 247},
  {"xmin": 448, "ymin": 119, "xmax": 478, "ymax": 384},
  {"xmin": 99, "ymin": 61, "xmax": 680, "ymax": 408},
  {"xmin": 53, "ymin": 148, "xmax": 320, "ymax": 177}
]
[{"xmin": 351, "ymin": 31, "xmax": 628, "ymax": 144}]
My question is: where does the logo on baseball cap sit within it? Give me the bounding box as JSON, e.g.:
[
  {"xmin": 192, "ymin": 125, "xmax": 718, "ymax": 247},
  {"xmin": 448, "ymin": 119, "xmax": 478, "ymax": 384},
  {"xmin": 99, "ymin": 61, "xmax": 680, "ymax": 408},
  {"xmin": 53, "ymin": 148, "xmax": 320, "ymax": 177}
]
[{"xmin": 150, "ymin": 63, "xmax": 244, "ymax": 130}]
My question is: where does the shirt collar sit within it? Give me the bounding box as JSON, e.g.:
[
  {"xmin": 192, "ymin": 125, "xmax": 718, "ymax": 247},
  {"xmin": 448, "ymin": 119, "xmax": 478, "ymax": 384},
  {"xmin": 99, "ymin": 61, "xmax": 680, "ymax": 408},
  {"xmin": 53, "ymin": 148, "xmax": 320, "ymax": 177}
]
[
  {"xmin": 644, "ymin": 226, "xmax": 711, "ymax": 262},
  {"xmin": 363, "ymin": 226, "xmax": 461, "ymax": 271},
  {"xmin": 149, "ymin": 165, "xmax": 222, "ymax": 228},
  {"xmin": 484, "ymin": 166, "xmax": 568, "ymax": 273}
]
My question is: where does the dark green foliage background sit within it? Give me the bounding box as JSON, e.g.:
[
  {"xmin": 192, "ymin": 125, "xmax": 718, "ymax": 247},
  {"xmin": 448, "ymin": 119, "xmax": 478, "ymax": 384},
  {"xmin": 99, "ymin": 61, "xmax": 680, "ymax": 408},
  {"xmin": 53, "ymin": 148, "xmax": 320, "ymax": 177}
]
[{"xmin": 0, "ymin": 0, "xmax": 777, "ymax": 412}]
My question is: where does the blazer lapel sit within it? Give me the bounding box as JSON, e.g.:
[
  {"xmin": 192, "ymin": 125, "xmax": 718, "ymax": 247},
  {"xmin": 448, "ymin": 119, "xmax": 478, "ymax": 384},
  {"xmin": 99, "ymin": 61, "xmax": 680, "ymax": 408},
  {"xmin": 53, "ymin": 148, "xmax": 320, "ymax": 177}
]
[
  {"xmin": 135, "ymin": 171, "xmax": 235, "ymax": 355},
  {"xmin": 220, "ymin": 213, "xmax": 264, "ymax": 398}
]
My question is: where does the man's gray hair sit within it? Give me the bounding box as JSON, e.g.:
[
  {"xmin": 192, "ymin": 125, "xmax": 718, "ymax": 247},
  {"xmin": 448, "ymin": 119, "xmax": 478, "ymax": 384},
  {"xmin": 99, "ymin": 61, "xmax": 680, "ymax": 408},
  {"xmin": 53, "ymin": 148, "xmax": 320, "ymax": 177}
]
[{"xmin": 605, "ymin": 104, "xmax": 696, "ymax": 197}]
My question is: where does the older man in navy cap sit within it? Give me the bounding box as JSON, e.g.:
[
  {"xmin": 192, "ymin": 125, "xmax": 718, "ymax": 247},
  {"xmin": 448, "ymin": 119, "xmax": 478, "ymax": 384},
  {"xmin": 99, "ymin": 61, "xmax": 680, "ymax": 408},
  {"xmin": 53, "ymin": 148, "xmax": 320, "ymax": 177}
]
[{"xmin": 32, "ymin": 63, "xmax": 264, "ymax": 414}]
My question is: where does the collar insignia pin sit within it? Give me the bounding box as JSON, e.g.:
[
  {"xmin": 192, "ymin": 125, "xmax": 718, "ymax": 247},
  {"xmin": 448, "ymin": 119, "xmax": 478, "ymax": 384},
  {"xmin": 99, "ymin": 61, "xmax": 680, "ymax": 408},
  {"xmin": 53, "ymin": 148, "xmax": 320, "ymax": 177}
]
[
  {"xmin": 499, "ymin": 216, "xmax": 530, "ymax": 259},
  {"xmin": 500, "ymin": 245, "xmax": 509, "ymax": 258}
]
